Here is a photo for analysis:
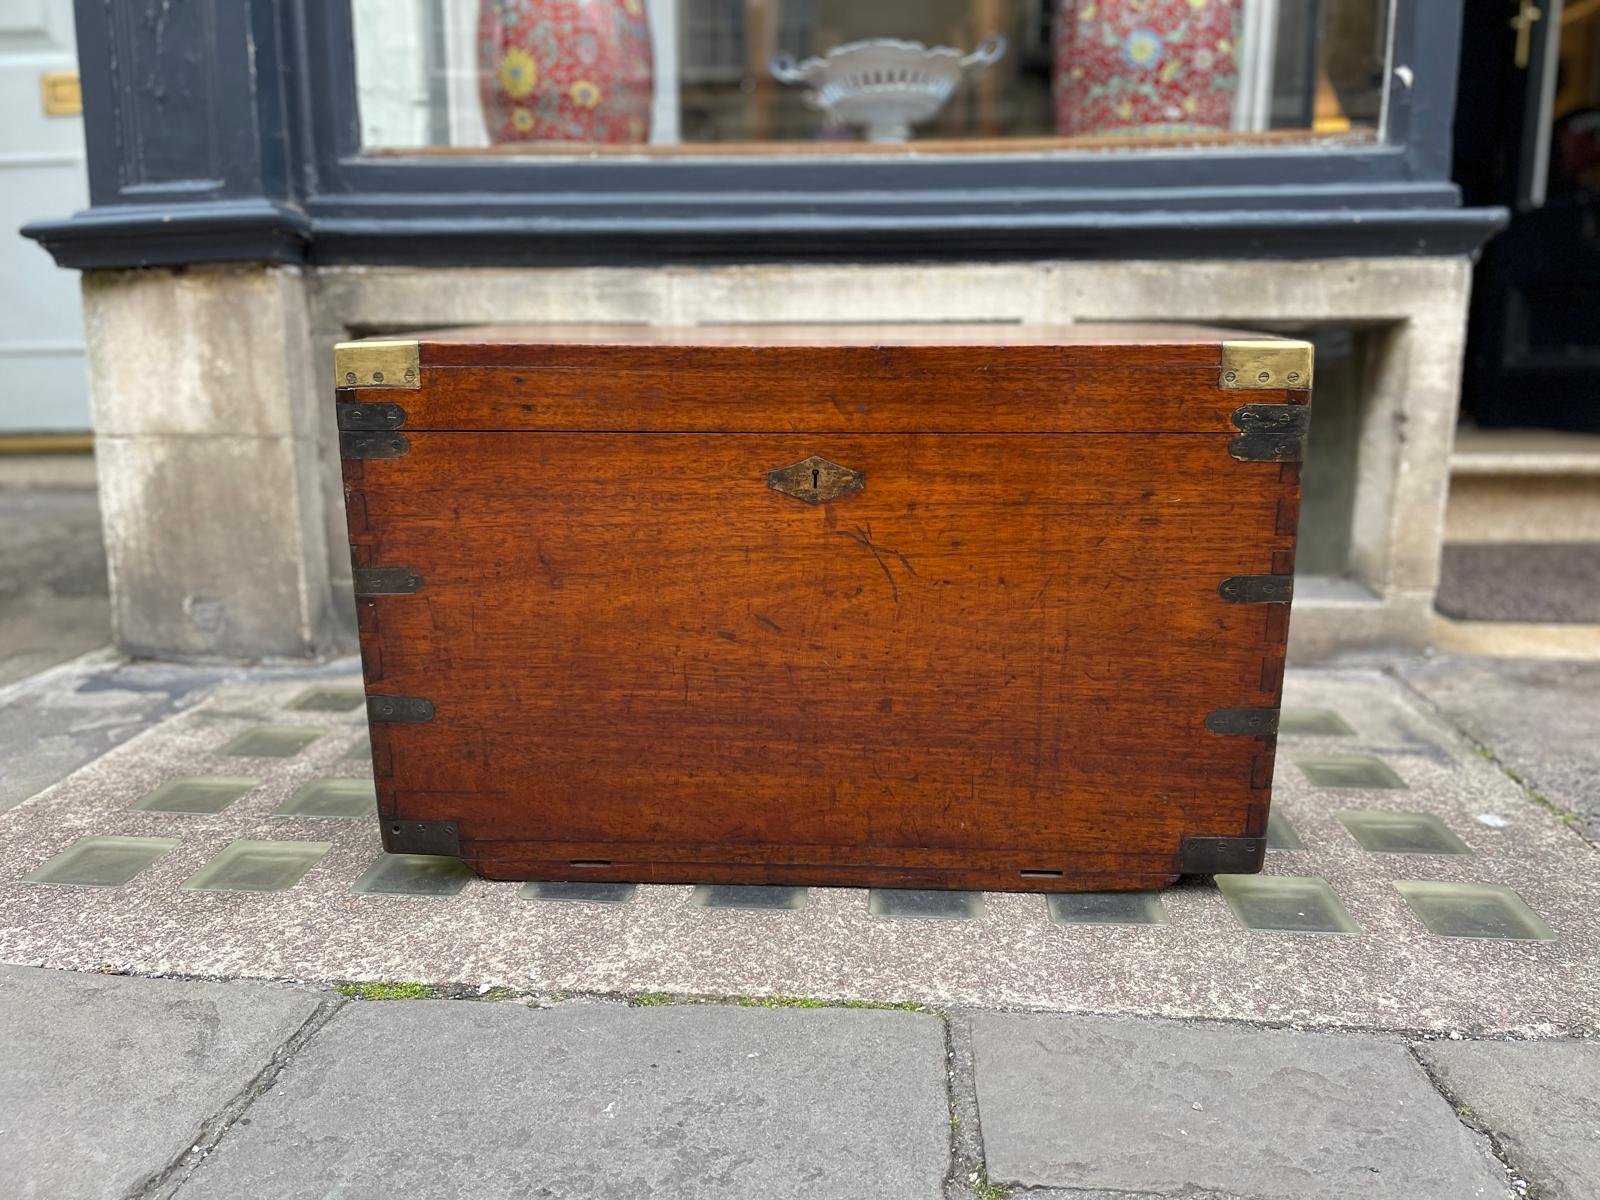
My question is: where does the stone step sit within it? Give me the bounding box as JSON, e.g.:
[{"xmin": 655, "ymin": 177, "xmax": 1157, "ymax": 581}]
[{"xmin": 1446, "ymin": 428, "xmax": 1600, "ymax": 543}]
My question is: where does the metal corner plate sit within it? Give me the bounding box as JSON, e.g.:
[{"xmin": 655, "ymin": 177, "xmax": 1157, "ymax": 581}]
[
  {"xmin": 1220, "ymin": 339, "xmax": 1314, "ymax": 391},
  {"xmin": 335, "ymin": 339, "xmax": 421, "ymax": 391},
  {"xmin": 380, "ymin": 818, "xmax": 461, "ymax": 857},
  {"xmin": 1179, "ymin": 835, "xmax": 1266, "ymax": 875}
]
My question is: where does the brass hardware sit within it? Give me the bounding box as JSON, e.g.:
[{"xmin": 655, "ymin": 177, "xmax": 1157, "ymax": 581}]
[
  {"xmin": 1510, "ymin": 1, "xmax": 1543, "ymax": 68},
  {"xmin": 1205, "ymin": 707, "xmax": 1280, "ymax": 736},
  {"xmin": 1219, "ymin": 339, "xmax": 1314, "ymax": 391},
  {"xmin": 334, "ymin": 339, "xmax": 421, "ymax": 390},
  {"xmin": 41, "ymin": 70, "xmax": 81, "ymax": 116},
  {"xmin": 1218, "ymin": 575, "xmax": 1295, "ymax": 604},
  {"xmin": 767, "ymin": 455, "xmax": 865, "ymax": 505}
]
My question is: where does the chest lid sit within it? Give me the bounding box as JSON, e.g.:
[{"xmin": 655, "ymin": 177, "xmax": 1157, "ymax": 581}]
[{"xmin": 333, "ymin": 323, "xmax": 1312, "ymax": 436}]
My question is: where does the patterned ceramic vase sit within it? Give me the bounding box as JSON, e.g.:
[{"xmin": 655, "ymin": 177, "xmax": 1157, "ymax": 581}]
[
  {"xmin": 478, "ymin": 0, "xmax": 653, "ymax": 144},
  {"xmin": 1053, "ymin": 0, "xmax": 1240, "ymax": 137}
]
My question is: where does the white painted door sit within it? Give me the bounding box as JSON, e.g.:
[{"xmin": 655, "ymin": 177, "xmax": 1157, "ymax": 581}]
[{"xmin": 0, "ymin": 0, "xmax": 87, "ymax": 433}]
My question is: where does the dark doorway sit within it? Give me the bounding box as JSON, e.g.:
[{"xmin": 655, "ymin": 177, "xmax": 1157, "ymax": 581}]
[{"xmin": 1455, "ymin": 0, "xmax": 1600, "ymax": 432}]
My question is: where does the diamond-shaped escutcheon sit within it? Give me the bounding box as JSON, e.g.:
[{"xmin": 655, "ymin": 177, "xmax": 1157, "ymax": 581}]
[{"xmin": 766, "ymin": 455, "xmax": 865, "ymax": 505}]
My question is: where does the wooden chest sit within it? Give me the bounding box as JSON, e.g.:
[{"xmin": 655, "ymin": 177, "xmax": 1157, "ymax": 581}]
[{"xmin": 334, "ymin": 324, "xmax": 1310, "ymax": 892}]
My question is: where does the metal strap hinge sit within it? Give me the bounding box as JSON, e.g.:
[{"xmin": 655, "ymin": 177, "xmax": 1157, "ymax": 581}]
[
  {"xmin": 337, "ymin": 402, "xmax": 406, "ymax": 431},
  {"xmin": 1205, "ymin": 707, "xmax": 1280, "ymax": 736},
  {"xmin": 1229, "ymin": 403, "xmax": 1310, "ymax": 462},
  {"xmin": 367, "ymin": 696, "xmax": 435, "ymax": 723},
  {"xmin": 353, "ymin": 567, "xmax": 424, "ymax": 595},
  {"xmin": 340, "ymin": 432, "xmax": 410, "ymax": 460},
  {"xmin": 1218, "ymin": 575, "xmax": 1294, "ymax": 604}
]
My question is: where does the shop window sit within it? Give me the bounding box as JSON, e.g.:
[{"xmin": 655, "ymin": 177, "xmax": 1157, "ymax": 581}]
[{"xmin": 351, "ymin": 0, "xmax": 1391, "ymax": 153}]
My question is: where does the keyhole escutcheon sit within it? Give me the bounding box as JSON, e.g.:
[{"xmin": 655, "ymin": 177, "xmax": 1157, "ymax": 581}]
[{"xmin": 812, "ymin": 467, "xmax": 821, "ymax": 490}]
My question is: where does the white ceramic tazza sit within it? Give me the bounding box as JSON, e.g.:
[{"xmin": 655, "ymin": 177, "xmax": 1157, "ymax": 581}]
[{"xmin": 771, "ymin": 36, "xmax": 1008, "ymax": 143}]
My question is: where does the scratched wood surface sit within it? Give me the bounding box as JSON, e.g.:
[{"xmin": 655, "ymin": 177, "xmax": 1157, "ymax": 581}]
[{"xmin": 340, "ymin": 326, "xmax": 1304, "ymax": 891}]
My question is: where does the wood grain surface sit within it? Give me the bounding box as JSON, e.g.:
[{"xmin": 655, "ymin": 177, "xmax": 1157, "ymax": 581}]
[{"xmin": 340, "ymin": 326, "xmax": 1305, "ymax": 891}]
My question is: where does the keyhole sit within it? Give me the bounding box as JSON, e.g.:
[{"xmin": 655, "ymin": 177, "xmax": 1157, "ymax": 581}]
[{"xmin": 812, "ymin": 467, "xmax": 820, "ymax": 490}]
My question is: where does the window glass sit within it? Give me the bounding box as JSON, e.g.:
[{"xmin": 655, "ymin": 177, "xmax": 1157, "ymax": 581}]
[{"xmin": 352, "ymin": 0, "xmax": 1390, "ymax": 152}]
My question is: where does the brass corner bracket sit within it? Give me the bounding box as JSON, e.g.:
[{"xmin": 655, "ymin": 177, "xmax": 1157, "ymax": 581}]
[
  {"xmin": 1219, "ymin": 339, "xmax": 1314, "ymax": 391},
  {"xmin": 334, "ymin": 339, "xmax": 421, "ymax": 390}
]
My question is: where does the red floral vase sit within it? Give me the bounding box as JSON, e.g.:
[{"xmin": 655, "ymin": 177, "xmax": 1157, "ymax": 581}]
[
  {"xmin": 478, "ymin": 0, "xmax": 653, "ymax": 144},
  {"xmin": 1053, "ymin": 0, "xmax": 1240, "ymax": 137}
]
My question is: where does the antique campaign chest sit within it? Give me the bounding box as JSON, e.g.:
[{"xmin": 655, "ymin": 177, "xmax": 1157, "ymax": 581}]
[{"xmin": 334, "ymin": 324, "xmax": 1310, "ymax": 892}]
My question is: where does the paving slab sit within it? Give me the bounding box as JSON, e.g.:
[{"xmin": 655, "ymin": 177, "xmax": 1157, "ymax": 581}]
[
  {"xmin": 1417, "ymin": 1039, "xmax": 1600, "ymax": 1200},
  {"xmin": 1, "ymin": 667, "xmax": 1597, "ymax": 1033},
  {"xmin": 0, "ymin": 474, "xmax": 110, "ymax": 687},
  {"xmin": 969, "ymin": 1013, "xmax": 1512, "ymax": 1200},
  {"xmin": 1400, "ymin": 656, "xmax": 1600, "ymax": 843},
  {"xmin": 175, "ymin": 1000, "xmax": 950, "ymax": 1200},
  {"xmin": 0, "ymin": 965, "xmax": 325, "ymax": 1200},
  {"xmin": 0, "ymin": 656, "xmax": 229, "ymax": 814}
]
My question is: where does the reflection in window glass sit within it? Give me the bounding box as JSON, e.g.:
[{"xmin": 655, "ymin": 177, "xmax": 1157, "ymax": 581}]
[{"xmin": 353, "ymin": 0, "xmax": 1390, "ymax": 151}]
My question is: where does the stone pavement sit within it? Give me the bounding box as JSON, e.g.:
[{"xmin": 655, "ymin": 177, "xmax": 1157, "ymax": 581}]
[
  {"xmin": 7, "ymin": 963, "xmax": 1596, "ymax": 1200},
  {"xmin": 1400, "ymin": 656, "xmax": 1600, "ymax": 844},
  {"xmin": 0, "ymin": 652, "xmax": 1596, "ymax": 1197},
  {"xmin": 0, "ymin": 455, "xmax": 109, "ymax": 688}
]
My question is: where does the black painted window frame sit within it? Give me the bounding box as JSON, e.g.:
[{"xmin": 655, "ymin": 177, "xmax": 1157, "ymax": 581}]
[{"xmin": 24, "ymin": 0, "xmax": 1505, "ymax": 268}]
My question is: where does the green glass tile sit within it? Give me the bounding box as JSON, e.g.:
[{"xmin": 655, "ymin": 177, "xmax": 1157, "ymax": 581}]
[
  {"xmin": 1395, "ymin": 881, "xmax": 1555, "ymax": 941},
  {"xmin": 352, "ymin": 854, "xmax": 472, "ymax": 897},
  {"xmin": 1278, "ymin": 708, "xmax": 1356, "ymax": 737},
  {"xmin": 218, "ymin": 726, "xmax": 322, "ymax": 758},
  {"xmin": 276, "ymin": 778, "xmax": 377, "ymax": 819},
  {"xmin": 25, "ymin": 836, "xmax": 180, "ymax": 887},
  {"xmin": 689, "ymin": 884, "xmax": 808, "ymax": 911},
  {"xmin": 1048, "ymin": 892, "xmax": 1167, "ymax": 927},
  {"xmin": 1265, "ymin": 810, "xmax": 1306, "ymax": 851},
  {"xmin": 867, "ymin": 889, "xmax": 984, "ymax": 921},
  {"xmin": 181, "ymin": 839, "xmax": 331, "ymax": 893},
  {"xmin": 1337, "ymin": 811, "xmax": 1471, "ymax": 855},
  {"xmin": 520, "ymin": 881, "xmax": 638, "ymax": 904},
  {"xmin": 133, "ymin": 776, "xmax": 258, "ymax": 814},
  {"xmin": 343, "ymin": 734, "xmax": 371, "ymax": 761},
  {"xmin": 1215, "ymin": 874, "xmax": 1362, "ymax": 935},
  {"xmin": 286, "ymin": 685, "xmax": 366, "ymax": 712},
  {"xmin": 1294, "ymin": 755, "xmax": 1407, "ymax": 790}
]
